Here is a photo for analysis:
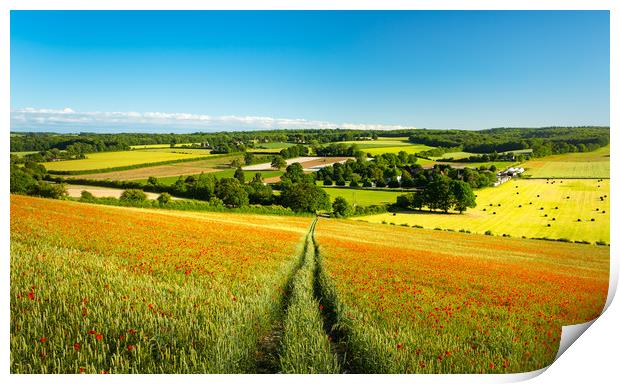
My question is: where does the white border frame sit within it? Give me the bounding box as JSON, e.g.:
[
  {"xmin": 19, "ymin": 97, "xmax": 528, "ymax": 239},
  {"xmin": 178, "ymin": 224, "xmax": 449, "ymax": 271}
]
[{"xmin": 1, "ymin": 2, "xmax": 616, "ymax": 383}]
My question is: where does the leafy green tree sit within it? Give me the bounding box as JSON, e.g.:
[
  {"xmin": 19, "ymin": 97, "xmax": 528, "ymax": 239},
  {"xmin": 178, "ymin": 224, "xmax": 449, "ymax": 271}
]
[
  {"xmin": 32, "ymin": 183, "xmax": 67, "ymax": 199},
  {"xmin": 280, "ymin": 183, "xmax": 331, "ymax": 213},
  {"xmin": 80, "ymin": 190, "xmax": 95, "ymax": 201},
  {"xmin": 234, "ymin": 167, "xmax": 246, "ymax": 184},
  {"xmin": 244, "ymin": 152, "xmax": 255, "ymax": 165},
  {"xmin": 281, "ymin": 162, "xmax": 306, "ymax": 184},
  {"xmin": 450, "ymin": 180, "xmax": 477, "ymax": 213},
  {"xmin": 230, "ymin": 159, "xmax": 242, "ymax": 168},
  {"xmin": 157, "ymin": 192, "xmax": 172, "ymax": 205},
  {"xmin": 424, "ymin": 175, "xmax": 453, "ymax": 212},
  {"xmin": 215, "ymin": 178, "xmax": 249, "ymax": 207},
  {"xmin": 247, "ymin": 180, "xmax": 273, "ymax": 205},
  {"xmin": 396, "ymin": 193, "xmax": 415, "ymax": 209},
  {"xmin": 271, "ymin": 155, "xmax": 287, "ymax": 170},
  {"xmin": 147, "ymin": 176, "xmax": 159, "ymax": 187},
  {"xmin": 120, "ymin": 189, "xmax": 147, "ymax": 202},
  {"xmin": 400, "ymin": 170, "xmax": 415, "ymax": 188},
  {"xmin": 10, "ymin": 166, "xmax": 37, "ymax": 194},
  {"xmin": 332, "ymin": 196, "xmax": 353, "ymax": 218}
]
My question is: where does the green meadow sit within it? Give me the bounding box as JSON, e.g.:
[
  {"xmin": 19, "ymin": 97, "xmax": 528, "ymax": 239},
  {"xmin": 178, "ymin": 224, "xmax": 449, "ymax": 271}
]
[{"xmin": 523, "ymin": 146, "xmax": 610, "ymax": 179}]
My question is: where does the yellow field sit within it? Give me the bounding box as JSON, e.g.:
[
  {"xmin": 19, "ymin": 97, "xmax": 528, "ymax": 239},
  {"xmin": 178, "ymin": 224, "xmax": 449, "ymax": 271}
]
[
  {"xmin": 129, "ymin": 143, "xmax": 198, "ymax": 149},
  {"xmin": 43, "ymin": 150, "xmax": 212, "ymax": 172},
  {"xmin": 358, "ymin": 178, "xmax": 610, "ymax": 243},
  {"xmin": 523, "ymin": 146, "xmax": 610, "ymax": 178}
]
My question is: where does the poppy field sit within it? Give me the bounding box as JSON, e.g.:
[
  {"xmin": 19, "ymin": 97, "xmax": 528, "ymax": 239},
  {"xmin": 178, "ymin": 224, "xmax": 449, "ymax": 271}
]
[
  {"xmin": 314, "ymin": 219, "xmax": 609, "ymax": 373},
  {"xmin": 10, "ymin": 194, "xmax": 610, "ymax": 374},
  {"xmin": 10, "ymin": 195, "xmax": 312, "ymax": 373}
]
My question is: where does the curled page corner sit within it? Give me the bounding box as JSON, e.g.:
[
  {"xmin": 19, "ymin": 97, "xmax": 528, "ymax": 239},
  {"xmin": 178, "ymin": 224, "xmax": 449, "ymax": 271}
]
[{"xmin": 554, "ymin": 319, "xmax": 596, "ymax": 361}]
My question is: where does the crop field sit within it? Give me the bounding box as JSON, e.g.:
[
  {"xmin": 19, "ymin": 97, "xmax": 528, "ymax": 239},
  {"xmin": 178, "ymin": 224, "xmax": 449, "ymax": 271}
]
[
  {"xmin": 322, "ymin": 187, "xmax": 403, "ymax": 206},
  {"xmin": 358, "ymin": 179, "xmax": 610, "ymax": 243},
  {"xmin": 365, "ymin": 144, "xmax": 434, "ymax": 156},
  {"xmin": 133, "ymin": 148, "xmax": 212, "ymax": 155},
  {"xmin": 143, "ymin": 170, "xmax": 285, "ymax": 186},
  {"xmin": 11, "ymin": 151, "xmax": 38, "ymax": 157},
  {"xmin": 10, "ymin": 195, "xmax": 313, "ymax": 373},
  {"xmin": 314, "ymin": 218, "xmax": 609, "ymax": 373},
  {"xmin": 129, "ymin": 143, "xmax": 198, "ymax": 149},
  {"xmin": 65, "ymin": 185, "xmax": 162, "ymax": 199},
  {"xmin": 430, "ymin": 151, "xmax": 475, "ymax": 160},
  {"xmin": 242, "ymin": 157, "xmax": 350, "ymax": 172},
  {"xmin": 249, "ymin": 142, "xmax": 297, "ymax": 153},
  {"xmin": 69, "ymin": 155, "xmax": 242, "ymax": 181},
  {"xmin": 43, "ymin": 150, "xmax": 213, "ymax": 172},
  {"xmin": 523, "ymin": 146, "xmax": 610, "ymax": 179}
]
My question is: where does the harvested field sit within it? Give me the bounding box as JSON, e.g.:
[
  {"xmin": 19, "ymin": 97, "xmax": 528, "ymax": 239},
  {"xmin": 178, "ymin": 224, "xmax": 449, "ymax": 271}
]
[
  {"xmin": 358, "ymin": 178, "xmax": 610, "ymax": 243},
  {"xmin": 68, "ymin": 155, "xmax": 242, "ymax": 181},
  {"xmin": 65, "ymin": 185, "xmax": 162, "ymax": 199}
]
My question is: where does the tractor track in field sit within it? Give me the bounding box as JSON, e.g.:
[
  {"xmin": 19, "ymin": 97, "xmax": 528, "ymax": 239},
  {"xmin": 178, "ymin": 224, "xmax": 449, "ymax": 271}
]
[
  {"xmin": 310, "ymin": 220, "xmax": 352, "ymax": 373},
  {"xmin": 254, "ymin": 218, "xmax": 317, "ymax": 373},
  {"xmin": 256, "ymin": 217, "xmax": 351, "ymax": 373}
]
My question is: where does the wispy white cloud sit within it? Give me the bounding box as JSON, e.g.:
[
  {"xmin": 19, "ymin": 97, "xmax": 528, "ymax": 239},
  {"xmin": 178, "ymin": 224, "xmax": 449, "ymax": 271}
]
[{"xmin": 10, "ymin": 107, "xmax": 417, "ymax": 133}]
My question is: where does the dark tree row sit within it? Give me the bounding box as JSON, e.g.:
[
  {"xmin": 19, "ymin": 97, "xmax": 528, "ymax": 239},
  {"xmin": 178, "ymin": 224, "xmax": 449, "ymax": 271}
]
[
  {"xmin": 408, "ymin": 127, "xmax": 609, "ymax": 156},
  {"xmin": 396, "ymin": 176, "xmax": 477, "ymax": 213},
  {"xmin": 316, "ymin": 151, "xmax": 496, "ymax": 190}
]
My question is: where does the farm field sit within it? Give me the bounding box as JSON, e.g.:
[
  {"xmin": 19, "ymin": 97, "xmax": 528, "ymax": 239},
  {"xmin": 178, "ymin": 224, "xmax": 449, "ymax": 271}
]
[
  {"xmin": 314, "ymin": 218, "xmax": 609, "ymax": 373},
  {"xmin": 132, "ymin": 147, "xmax": 212, "ymax": 155},
  {"xmin": 65, "ymin": 185, "xmax": 163, "ymax": 199},
  {"xmin": 129, "ymin": 143, "xmax": 198, "ymax": 149},
  {"xmin": 10, "ymin": 195, "xmax": 312, "ymax": 373},
  {"xmin": 430, "ymin": 151, "xmax": 475, "ymax": 160},
  {"xmin": 523, "ymin": 145, "xmax": 610, "ymax": 179},
  {"xmin": 249, "ymin": 142, "xmax": 297, "ymax": 153},
  {"xmin": 43, "ymin": 150, "xmax": 213, "ymax": 172},
  {"xmin": 142, "ymin": 169, "xmax": 285, "ymax": 186},
  {"xmin": 242, "ymin": 157, "xmax": 350, "ymax": 172},
  {"xmin": 322, "ymin": 187, "xmax": 403, "ymax": 206},
  {"xmin": 68, "ymin": 155, "xmax": 242, "ymax": 181},
  {"xmin": 11, "ymin": 151, "xmax": 38, "ymax": 157},
  {"xmin": 365, "ymin": 144, "xmax": 434, "ymax": 156},
  {"xmin": 358, "ymin": 179, "xmax": 609, "ymax": 244}
]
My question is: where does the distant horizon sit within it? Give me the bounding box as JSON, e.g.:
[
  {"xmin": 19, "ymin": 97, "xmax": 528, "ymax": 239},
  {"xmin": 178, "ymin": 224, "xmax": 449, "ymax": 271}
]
[{"xmin": 11, "ymin": 11, "xmax": 610, "ymax": 132}]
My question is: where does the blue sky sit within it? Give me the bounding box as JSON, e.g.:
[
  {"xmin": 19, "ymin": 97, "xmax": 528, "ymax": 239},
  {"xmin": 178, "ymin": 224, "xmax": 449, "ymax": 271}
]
[{"xmin": 10, "ymin": 11, "xmax": 610, "ymax": 132}]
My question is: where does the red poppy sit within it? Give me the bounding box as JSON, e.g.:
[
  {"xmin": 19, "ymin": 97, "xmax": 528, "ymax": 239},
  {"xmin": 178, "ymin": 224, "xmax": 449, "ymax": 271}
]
[
  {"xmin": 319, "ymin": 304, "xmax": 324, "ymax": 311},
  {"xmin": 87, "ymin": 330, "xmax": 97, "ymax": 335},
  {"xmin": 119, "ymin": 335, "xmax": 125, "ymax": 341},
  {"xmin": 489, "ymin": 362, "xmax": 495, "ymax": 370},
  {"xmin": 100, "ymin": 370, "xmax": 109, "ymax": 374},
  {"xmin": 74, "ymin": 342, "xmax": 81, "ymax": 351},
  {"xmin": 127, "ymin": 345, "xmax": 135, "ymax": 351},
  {"xmin": 39, "ymin": 337, "xmax": 47, "ymax": 343},
  {"xmin": 396, "ymin": 343, "xmax": 403, "ymax": 350},
  {"xmin": 28, "ymin": 292, "xmax": 35, "ymax": 300},
  {"xmin": 79, "ymin": 368, "xmax": 85, "ymax": 374},
  {"xmin": 95, "ymin": 334, "xmax": 103, "ymax": 341},
  {"xmin": 128, "ymin": 329, "xmax": 137, "ymax": 335}
]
